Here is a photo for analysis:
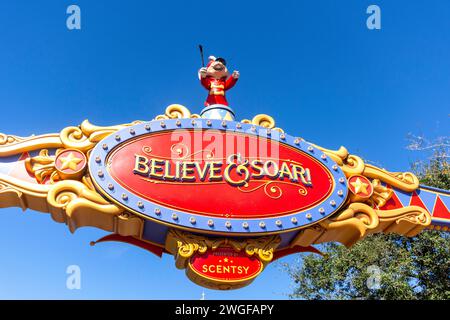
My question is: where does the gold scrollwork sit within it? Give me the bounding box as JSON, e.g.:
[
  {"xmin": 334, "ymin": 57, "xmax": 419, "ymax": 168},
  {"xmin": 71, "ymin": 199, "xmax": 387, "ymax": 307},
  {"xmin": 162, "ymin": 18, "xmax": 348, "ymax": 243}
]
[
  {"xmin": 313, "ymin": 144, "xmax": 420, "ymax": 207},
  {"xmin": 368, "ymin": 179, "xmax": 393, "ymax": 208},
  {"xmin": 60, "ymin": 120, "xmax": 143, "ymax": 152},
  {"xmin": 244, "ymin": 235, "xmax": 281, "ymax": 262},
  {"xmin": 24, "ymin": 149, "xmax": 60, "ymax": 184},
  {"xmin": 364, "ymin": 164, "xmax": 419, "ymax": 192},
  {"xmin": 241, "ymin": 114, "xmax": 284, "ymax": 133},
  {"xmin": 0, "ymin": 133, "xmax": 62, "ymax": 157},
  {"xmin": 165, "ymin": 229, "xmax": 225, "ymax": 269},
  {"xmin": 154, "ymin": 104, "xmax": 201, "ymax": 120},
  {"xmin": 0, "ymin": 133, "xmax": 27, "ymax": 145},
  {"xmin": 46, "ymin": 180, "xmax": 143, "ymax": 236},
  {"xmin": 291, "ymin": 202, "xmax": 431, "ymax": 248},
  {"xmin": 165, "ymin": 229, "xmax": 281, "ymax": 269}
]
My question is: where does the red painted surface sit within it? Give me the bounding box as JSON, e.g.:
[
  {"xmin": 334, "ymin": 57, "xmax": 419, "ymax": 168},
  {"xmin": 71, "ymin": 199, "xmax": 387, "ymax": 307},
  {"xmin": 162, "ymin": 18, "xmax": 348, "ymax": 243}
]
[
  {"xmin": 433, "ymin": 196, "xmax": 450, "ymax": 219},
  {"xmin": 108, "ymin": 130, "xmax": 334, "ymax": 218},
  {"xmin": 55, "ymin": 149, "xmax": 86, "ymax": 174},
  {"xmin": 348, "ymin": 175, "xmax": 373, "ymax": 198},
  {"xmin": 189, "ymin": 247, "xmax": 262, "ymax": 281},
  {"xmin": 379, "ymin": 188, "xmax": 404, "ymax": 210},
  {"xmin": 410, "ymin": 191, "xmax": 428, "ymax": 212}
]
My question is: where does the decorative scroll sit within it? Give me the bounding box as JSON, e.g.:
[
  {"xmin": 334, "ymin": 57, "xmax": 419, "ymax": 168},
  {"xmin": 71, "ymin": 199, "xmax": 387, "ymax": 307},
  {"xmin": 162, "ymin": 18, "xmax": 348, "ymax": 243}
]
[
  {"xmin": 60, "ymin": 119, "xmax": 143, "ymax": 153},
  {"xmin": 0, "ymin": 133, "xmax": 27, "ymax": 146},
  {"xmin": 0, "ymin": 118, "xmax": 146, "ymax": 237},
  {"xmin": 241, "ymin": 114, "xmax": 284, "ymax": 133},
  {"xmin": 0, "ymin": 133, "xmax": 62, "ymax": 157},
  {"xmin": 165, "ymin": 229, "xmax": 281, "ymax": 269},
  {"xmin": 153, "ymin": 105, "xmax": 284, "ymax": 134},
  {"xmin": 314, "ymin": 144, "xmax": 420, "ymax": 210},
  {"xmin": 154, "ymin": 104, "xmax": 201, "ymax": 120},
  {"xmin": 291, "ymin": 202, "xmax": 431, "ymax": 248},
  {"xmin": 43, "ymin": 180, "xmax": 141, "ymax": 236},
  {"xmin": 369, "ymin": 179, "xmax": 393, "ymax": 208},
  {"xmin": 289, "ymin": 142, "xmax": 435, "ymax": 248},
  {"xmin": 0, "ymin": 107, "xmax": 443, "ymax": 289},
  {"xmin": 244, "ymin": 235, "xmax": 281, "ymax": 262},
  {"xmin": 165, "ymin": 229, "xmax": 227, "ymax": 269},
  {"xmin": 24, "ymin": 149, "xmax": 60, "ymax": 184}
]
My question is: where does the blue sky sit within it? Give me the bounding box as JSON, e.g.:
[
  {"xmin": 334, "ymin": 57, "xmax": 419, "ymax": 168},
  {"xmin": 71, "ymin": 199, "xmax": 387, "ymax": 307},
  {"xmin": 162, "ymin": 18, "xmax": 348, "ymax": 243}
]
[{"xmin": 0, "ymin": 0, "xmax": 449, "ymax": 299}]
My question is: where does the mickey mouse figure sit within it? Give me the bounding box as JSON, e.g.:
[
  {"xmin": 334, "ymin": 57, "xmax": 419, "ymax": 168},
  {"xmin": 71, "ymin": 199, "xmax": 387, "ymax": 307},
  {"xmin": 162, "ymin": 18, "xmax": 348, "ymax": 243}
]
[{"xmin": 198, "ymin": 56, "xmax": 239, "ymax": 120}]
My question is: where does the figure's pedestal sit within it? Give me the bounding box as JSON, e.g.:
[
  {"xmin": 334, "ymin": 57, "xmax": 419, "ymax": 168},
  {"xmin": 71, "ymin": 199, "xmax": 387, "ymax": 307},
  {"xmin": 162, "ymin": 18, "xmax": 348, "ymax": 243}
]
[{"xmin": 200, "ymin": 104, "xmax": 235, "ymax": 120}]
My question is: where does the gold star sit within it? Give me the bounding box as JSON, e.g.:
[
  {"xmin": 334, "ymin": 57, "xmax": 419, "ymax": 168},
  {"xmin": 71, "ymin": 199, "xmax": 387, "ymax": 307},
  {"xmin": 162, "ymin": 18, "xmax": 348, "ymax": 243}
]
[
  {"xmin": 224, "ymin": 258, "xmax": 229, "ymax": 263},
  {"xmin": 59, "ymin": 152, "xmax": 82, "ymax": 171},
  {"xmin": 351, "ymin": 177, "xmax": 369, "ymax": 195}
]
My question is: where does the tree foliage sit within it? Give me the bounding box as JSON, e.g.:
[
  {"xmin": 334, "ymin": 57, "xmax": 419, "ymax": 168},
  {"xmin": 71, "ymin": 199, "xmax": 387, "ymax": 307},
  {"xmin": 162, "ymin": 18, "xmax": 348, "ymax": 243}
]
[{"xmin": 286, "ymin": 153, "xmax": 450, "ymax": 300}]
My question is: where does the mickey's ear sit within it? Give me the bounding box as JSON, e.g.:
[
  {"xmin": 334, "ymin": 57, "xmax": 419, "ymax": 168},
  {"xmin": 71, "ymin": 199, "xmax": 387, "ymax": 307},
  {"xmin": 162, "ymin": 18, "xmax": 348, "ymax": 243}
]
[{"xmin": 208, "ymin": 55, "xmax": 216, "ymax": 61}]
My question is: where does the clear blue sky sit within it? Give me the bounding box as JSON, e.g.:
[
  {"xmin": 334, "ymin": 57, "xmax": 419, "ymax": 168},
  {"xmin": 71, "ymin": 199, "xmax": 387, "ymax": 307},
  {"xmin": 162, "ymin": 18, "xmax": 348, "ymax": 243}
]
[{"xmin": 0, "ymin": 0, "xmax": 449, "ymax": 299}]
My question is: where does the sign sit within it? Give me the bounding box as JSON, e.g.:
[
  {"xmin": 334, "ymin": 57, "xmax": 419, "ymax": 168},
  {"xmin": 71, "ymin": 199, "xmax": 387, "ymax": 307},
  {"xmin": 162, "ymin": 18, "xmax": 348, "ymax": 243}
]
[
  {"xmin": 187, "ymin": 247, "xmax": 263, "ymax": 290},
  {"xmin": 89, "ymin": 118, "xmax": 348, "ymax": 234},
  {"xmin": 0, "ymin": 104, "xmax": 441, "ymax": 291}
]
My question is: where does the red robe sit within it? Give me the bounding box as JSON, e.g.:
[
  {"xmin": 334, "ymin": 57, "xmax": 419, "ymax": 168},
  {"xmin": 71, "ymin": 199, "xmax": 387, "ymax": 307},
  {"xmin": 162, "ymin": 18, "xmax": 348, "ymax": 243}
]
[{"xmin": 200, "ymin": 76, "xmax": 238, "ymax": 106}]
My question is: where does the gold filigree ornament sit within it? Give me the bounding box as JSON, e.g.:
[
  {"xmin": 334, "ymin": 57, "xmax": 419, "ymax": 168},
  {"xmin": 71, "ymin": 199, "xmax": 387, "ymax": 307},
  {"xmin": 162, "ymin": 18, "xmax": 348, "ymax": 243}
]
[
  {"xmin": 164, "ymin": 230, "xmax": 281, "ymax": 290},
  {"xmin": 165, "ymin": 229, "xmax": 281, "ymax": 269},
  {"xmin": 154, "ymin": 105, "xmax": 286, "ymax": 135},
  {"xmin": 241, "ymin": 114, "xmax": 284, "ymax": 133},
  {"xmin": 60, "ymin": 119, "xmax": 143, "ymax": 153},
  {"xmin": 0, "ymin": 108, "xmax": 438, "ymax": 291},
  {"xmin": 46, "ymin": 180, "xmax": 142, "ymax": 236},
  {"xmin": 154, "ymin": 104, "xmax": 201, "ymax": 120},
  {"xmin": 291, "ymin": 202, "xmax": 431, "ymax": 248},
  {"xmin": 286, "ymin": 144, "xmax": 432, "ymax": 248},
  {"xmin": 24, "ymin": 149, "xmax": 60, "ymax": 184},
  {"xmin": 0, "ymin": 119, "xmax": 146, "ymax": 237}
]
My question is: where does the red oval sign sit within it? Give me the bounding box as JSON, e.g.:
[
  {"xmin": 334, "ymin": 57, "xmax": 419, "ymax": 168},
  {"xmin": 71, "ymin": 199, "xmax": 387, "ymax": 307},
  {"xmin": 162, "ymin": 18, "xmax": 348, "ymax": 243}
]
[
  {"xmin": 107, "ymin": 129, "xmax": 334, "ymax": 219},
  {"xmin": 188, "ymin": 247, "xmax": 263, "ymax": 283}
]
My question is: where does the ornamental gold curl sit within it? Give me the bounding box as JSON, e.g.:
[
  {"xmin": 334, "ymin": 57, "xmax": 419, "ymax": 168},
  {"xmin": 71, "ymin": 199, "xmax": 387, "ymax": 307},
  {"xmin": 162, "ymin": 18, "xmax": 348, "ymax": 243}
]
[
  {"xmin": 60, "ymin": 126, "xmax": 94, "ymax": 152},
  {"xmin": 0, "ymin": 133, "xmax": 26, "ymax": 145},
  {"xmin": 60, "ymin": 120, "xmax": 143, "ymax": 152},
  {"xmin": 154, "ymin": 104, "xmax": 200, "ymax": 120},
  {"xmin": 369, "ymin": 179, "xmax": 393, "ymax": 208},
  {"xmin": 364, "ymin": 164, "xmax": 419, "ymax": 192},
  {"xmin": 317, "ymin": 203, "xmax": 380, "ymax": 247},
  {"xmin": 376, "ymin": 205, "xmax": 431, "ymax": 236},
  {"xmin": 46, "ymin": 180, "xmax": 125, "ymax": 233},
  {"xmin": 293, "ymin": 202, "xmax": 432, "ymax": 247},
  {"xmin": 245, "ymin": 235, "xmax": 281, "ymax": 263},
  {"xmin": 165, "ymin": 230, "xmax": 281, "ymax": 269},
  {"xmin": 313, "ymin": 145, "xmax": 349, "ymax": 165},
  {"xmin": 241, "ymin": 114, "xmax": 284, "ymax": 133},
  {"xmin": 312, "ymin": 143, "xmax": 419, "ymax": 193},
  {"xmin": 47, "ymin": 180, "xmax": 111, "ymax": 209},
  {"xmin": 24, "ymin": 149, "xmax": 60, "ymax": 184}
]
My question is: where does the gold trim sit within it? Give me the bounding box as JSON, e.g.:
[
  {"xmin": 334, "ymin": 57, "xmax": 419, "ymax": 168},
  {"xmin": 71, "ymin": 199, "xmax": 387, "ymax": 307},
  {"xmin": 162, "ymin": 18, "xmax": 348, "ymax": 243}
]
[
  {"xmin": 241, "ymin": 114, "xmax": 284, "ymax": 133},
  {"xmin": 165, "ymin": 229, "xmax": 280, "ymax": 290},
  {"xmin": 291, "ymin": 202, "xmax": 431, "ymax": 247},
  {"xmin": 0, "ymin": 119, "xmax": 145, "ymax": 237},
  {"xmin": 24, "ymin": 149, "xmax": 60, "ymax": 184},
  {"xmin": 0, "ymin": 133, "xmax": 62, "ymax": 157},
  {"xmin": 186, "ymin": 257, "xmax": 264, "ymax": 290},
  {"xmin": 60, "ymin": 119, "xmax": 144, "ymax": 153},
  {"xmin": 46, "ymin": 180, "xmax": 143, "ymax": 236},
  {"xmin": 104, "ymin": 129, "xmax": 337, "ymax": 222},
  {"xmin": 154, "ymin": 104, "xmax": 201, "ymax": 120},
  {"xmin": 165, "ymin": 229, "xmax": 280, "ymax": 268},
  {"xmin": 0, "ymin": 109, "xmax": 436, "ymax": 271}
]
